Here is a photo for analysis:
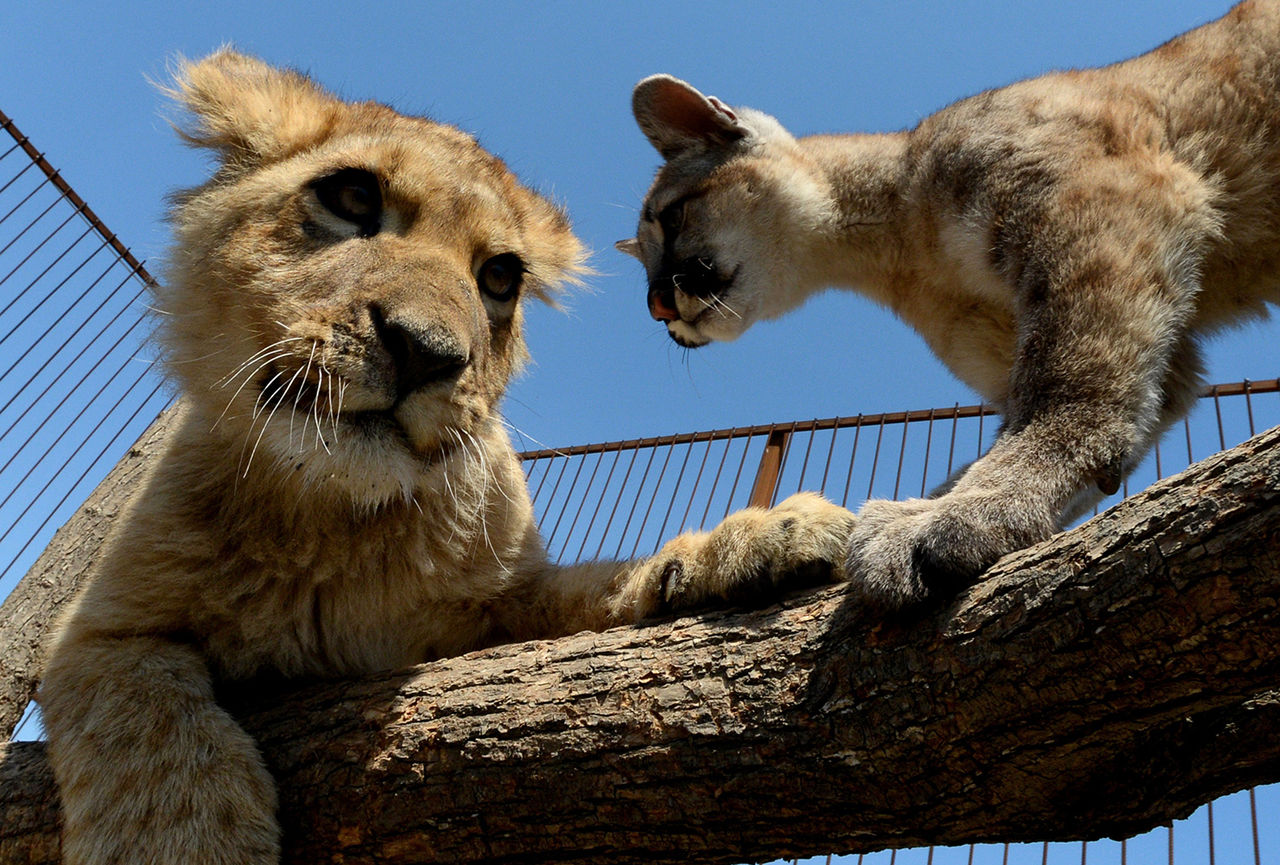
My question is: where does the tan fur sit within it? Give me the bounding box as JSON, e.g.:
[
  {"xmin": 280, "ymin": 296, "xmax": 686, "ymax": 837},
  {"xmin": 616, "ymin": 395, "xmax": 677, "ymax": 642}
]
[
  {"xmin": 39, "ymin": 50, "xmax": 855, "ymax": 864},
  {"xmin": 623, "ymin": 1, "xmax": 1280, "ymax": 609}
]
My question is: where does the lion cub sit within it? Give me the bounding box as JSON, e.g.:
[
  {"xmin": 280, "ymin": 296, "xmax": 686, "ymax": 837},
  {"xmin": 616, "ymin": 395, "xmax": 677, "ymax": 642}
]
[
  {"xmin": 39, "ymin": 51, "xmax": 855, "ymax": 864},
  {"xmin": 620, "ymin": 1, "xmax": 1280, "ymax": 610}
]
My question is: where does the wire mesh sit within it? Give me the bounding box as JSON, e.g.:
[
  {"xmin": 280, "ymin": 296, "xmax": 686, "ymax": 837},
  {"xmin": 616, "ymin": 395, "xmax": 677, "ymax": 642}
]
[{"xmin": 0, "ymin": 110, "xmax": 171, "ymax": 604}]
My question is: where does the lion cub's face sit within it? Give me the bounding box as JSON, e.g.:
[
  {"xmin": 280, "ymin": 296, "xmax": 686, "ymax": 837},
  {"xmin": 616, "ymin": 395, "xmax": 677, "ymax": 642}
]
[{"xmin": 161, "ymin": 51, "xmax": 583, "ymax": 507}]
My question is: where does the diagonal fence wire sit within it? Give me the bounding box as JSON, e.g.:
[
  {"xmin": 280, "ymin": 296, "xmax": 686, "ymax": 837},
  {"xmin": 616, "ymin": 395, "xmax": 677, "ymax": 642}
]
[{"xmin": 0, "ymin": 109, "xmax": 172, "ymax": 604}]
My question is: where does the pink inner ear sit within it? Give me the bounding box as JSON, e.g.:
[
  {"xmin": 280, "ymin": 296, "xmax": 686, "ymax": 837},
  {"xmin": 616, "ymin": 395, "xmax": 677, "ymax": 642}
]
[
  {"xmin": 706, "ymin": 96, "xmax": 738, "ymax": 123},
  {"xmin": 653, "ymin": 80, "xmax": 736, "ymax": 141}
]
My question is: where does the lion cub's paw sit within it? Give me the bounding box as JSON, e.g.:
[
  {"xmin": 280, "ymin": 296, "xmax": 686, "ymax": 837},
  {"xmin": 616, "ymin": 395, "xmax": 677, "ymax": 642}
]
[
  {"xmin": 845, "ymin": 493, "xmax": 1047, "ymax": 611},
  {"xmin": 618, "ymin": 492, "xmax": 857, "ymax": 620}
]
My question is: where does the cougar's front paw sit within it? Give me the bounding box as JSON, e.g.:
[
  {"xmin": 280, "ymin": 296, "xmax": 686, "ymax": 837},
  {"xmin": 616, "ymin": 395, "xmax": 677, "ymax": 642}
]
[
  {"xmin": 621, "ymin": 492, "xmax": 857, "ymax": 619},
  {"xmin": 845, "ymin": 494, "xmax": 1046, "ymax": 612}
]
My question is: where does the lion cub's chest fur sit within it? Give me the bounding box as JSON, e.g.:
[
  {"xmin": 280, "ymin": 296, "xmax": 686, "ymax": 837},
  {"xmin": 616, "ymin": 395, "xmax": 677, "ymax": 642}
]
[{"xmin": 97, "ymin": 407, "xmax": 540, "ymax": 681}]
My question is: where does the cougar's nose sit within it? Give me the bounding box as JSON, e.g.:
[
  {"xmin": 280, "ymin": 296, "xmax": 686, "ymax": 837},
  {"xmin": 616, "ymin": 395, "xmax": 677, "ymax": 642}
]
[
  {"xmin": 648, "ymin": 285, "xmax": 680, "ymax": 322},
  {"xmin": 369, "ymin": 305, "xmax": 469, "ymax": 398}
]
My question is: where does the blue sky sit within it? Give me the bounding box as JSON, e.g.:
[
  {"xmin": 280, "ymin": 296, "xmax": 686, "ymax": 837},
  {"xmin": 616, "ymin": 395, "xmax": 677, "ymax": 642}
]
[
  {"xmin": 4, "ymin": 0, "xmax": 1271, "ymax": 455},
  {"xmin": 3, "ymin": 1, "xmax": 1277, "ymax": 862}
]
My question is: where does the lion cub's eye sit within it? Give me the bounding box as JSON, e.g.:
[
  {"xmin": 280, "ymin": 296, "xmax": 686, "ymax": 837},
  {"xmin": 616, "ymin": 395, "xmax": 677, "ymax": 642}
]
[
  {"xmin": 477, "ymin": 253, "xmax": 525, "ymax": 302},
  {"xmin": 310, "ymin": 168, "xmax": 382, "ymax": 238}
]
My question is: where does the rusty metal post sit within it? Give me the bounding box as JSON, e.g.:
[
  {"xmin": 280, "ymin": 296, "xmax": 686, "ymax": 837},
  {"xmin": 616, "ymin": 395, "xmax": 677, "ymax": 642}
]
[{"xmin": 747, "ymin": 427, "xmax": 790, "ymax": 509}]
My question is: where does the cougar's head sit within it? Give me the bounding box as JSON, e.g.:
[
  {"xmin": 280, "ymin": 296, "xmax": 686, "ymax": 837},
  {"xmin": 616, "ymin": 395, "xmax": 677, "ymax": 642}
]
[
  {"xmin": 619, "ymin": 74, "xmax": 834, "ymax": 348},
  {"xmin": 160, "ymin": 50, "xmax": 584, "ymax": 507}
]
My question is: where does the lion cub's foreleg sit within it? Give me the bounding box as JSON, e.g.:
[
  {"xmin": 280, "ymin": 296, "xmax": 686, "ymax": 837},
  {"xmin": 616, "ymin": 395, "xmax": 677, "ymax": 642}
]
[
  {"xmin": 847, "ymin": 175, "xmax": 1215, "ymax": 610},
  {"xmin": 41, "ymin": 633, "xmax": 280, "ymax": 865}
]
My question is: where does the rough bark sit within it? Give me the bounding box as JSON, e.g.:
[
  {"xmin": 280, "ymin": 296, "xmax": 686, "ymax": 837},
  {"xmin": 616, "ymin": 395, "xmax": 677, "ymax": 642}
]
[
  {"xmin": 1, "ymin": 424, "xmax": 1277, "ymax": 865},
  {"xmin": 0, "ymin": 406, "xmax": 177, "ymax": 740}
]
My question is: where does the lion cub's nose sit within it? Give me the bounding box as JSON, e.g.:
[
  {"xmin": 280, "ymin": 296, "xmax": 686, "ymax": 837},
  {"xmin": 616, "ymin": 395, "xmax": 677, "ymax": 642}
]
[{"xmin": 369, "ymin": 305, "xmax": 469, "ymax": 398}]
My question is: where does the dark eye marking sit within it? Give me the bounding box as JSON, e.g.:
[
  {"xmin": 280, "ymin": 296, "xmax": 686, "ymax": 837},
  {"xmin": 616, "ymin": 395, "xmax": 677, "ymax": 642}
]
[
  {"xmin": 310, "ymin": 167, "xmax": 382, "ymax": 238},
  {"xmin": 658, "ymin": 201, "xmax": 685, "ymax": 237},
  {"xmin": 477, "ymin": 252, "xmax": 525, "ymax": 302},
  {"xmin": 649, "ymin": 191, "xmax": 706, "ymax": 238}
]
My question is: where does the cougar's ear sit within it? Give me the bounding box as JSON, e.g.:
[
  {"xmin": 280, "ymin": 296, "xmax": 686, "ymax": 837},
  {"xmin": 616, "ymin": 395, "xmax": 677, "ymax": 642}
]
[
  {"xmin": 631, "ymin": 74, "xmax": 749, "ymax": 159},
  {"xmin": 165, "ymin": 48, "xmax": 342, "ymax": 169}
]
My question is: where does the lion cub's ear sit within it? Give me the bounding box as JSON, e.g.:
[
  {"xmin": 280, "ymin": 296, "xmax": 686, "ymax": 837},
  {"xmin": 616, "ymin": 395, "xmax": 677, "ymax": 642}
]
[
  {"xmin": 631, "ymin": 74, "xmax": 749, "ymax": 159},
  {"xmin": 166, "ymin": 48, "xmax": 341, "ymax": 169}
]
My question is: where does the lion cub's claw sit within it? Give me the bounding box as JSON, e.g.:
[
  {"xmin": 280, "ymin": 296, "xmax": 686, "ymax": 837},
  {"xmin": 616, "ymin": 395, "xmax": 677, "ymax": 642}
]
[{"xmin": 631, "ymin": 492, "xmax": 857, "ymax": 619}]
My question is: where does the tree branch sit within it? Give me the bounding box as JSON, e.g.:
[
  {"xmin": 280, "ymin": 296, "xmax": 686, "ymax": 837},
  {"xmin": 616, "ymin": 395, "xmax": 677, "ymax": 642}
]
[
  {"xmin": 2, "ymin": 424, "xmax": 1278, "ymax": 864},
  {"xmin": 0, "ymin": 407, "xmax": 178, "ymax": 739}
]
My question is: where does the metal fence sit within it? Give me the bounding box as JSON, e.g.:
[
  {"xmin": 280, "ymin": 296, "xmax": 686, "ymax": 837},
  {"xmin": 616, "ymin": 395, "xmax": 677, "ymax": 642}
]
[
  {"xmin": 2, "ymin": 108, "xmax": 1279, "ymax": 864},
  {"xmin": 0, "ymin": 109, "xmax": 169, "ymax": 606},
  {"xmin": 520, "ymin": 380, "xmax": 1279, "ymax": 565}
]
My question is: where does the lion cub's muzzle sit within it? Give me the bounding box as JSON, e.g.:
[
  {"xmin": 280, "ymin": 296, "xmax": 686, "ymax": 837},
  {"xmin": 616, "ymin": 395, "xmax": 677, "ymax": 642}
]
[{"xmin": 368, "ymin": 303, "xmax": 470, "ymax": 400}]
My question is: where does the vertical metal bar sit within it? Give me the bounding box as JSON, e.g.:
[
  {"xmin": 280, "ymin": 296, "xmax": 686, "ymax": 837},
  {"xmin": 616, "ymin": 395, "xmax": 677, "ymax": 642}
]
[
  {"xmin": 794, "ymin": 420, "xmax": 818, "ymax": 494},
  {"xmin": 594, "ymin": 445, "xmax": 643, "ymax": 559},
  {"xmin": 1212, "ymin": 386, "xmax": 1226, "ymax": 450},
  {"xmin": 840, "ymin": 415, "xmax": 864, "ymax": 508},
  {"xmin": 819, "ymin": 422, "xmax": 841, "ymax": 498},
  {"xmin": 629, "ymin": 442, "xmax": 677, "ymax": 557},
  {"xmin": 535, "ymin": 455, "xmax": 572, "ymax": 534},
  {"xmin": 651, "ymin": 442, "xmax": 697, "ymax": 553},
  {"xmin": 1244, "ymin": 378, "xmax": 1257, "ymax": 435},
  {"xmin": 677, "ymin": 434, "xmax": 716, "ymax": 532},
  {"xmin": 554, "ymin": 451, "xmax": 607, "ymax": 564},
  {"xmin": 723, "ymin": 430, "xmax": 757, "ymax": 518},
  {"xmin": 891, "ymin": 413, "xmax": 910, "ymax": 500},
  {"xmin": 698, "ymin": 429, "xmax": 737, "ymax": 529},
  {"xmin": 920, "ymin": 408, "xmax": 936, "ymax": 497},
  {"xmin": 865, "ymin": 415, "xmax": 888, "ymax": 501},
  {"xmin": 1168, "ymin": 821, "xmax": 1175, "ymax": 865},
  {"xmin": 976, "ymin": 401, "xmax": 987, "ymax": 460},
  {"xmin": 615, "ymin": 444, "xmax": 661, "ymax": 559},
  {"xmin": 1207, "ymin": 799, "xmax": 1215, "ymax": 865},
  {"xmin": 544, "ymin": 452, "xmax": 591, "ymax": 555},
  {"xmin": 747, "ymin": 425, "xmax": 786, "ymax": 509},
  {"xmin": 573, "ymin": 449, "xmax": 624, "ymax": 563},
  {"xmin": 525, "ymin": 457, "xmax": 552, "ymax": 509},
  {"xmin": 769, "ymin": 422, "xmax": 800, "ymax": 506},
  {"xmin": 1183, "ymin": 417, "xmax": 1194, "ymax": 465},
  {"xmin": 1040, "ymin": 841, "xmax": 1049, "ymax": 865},
  {"xmin": 1250, "ymin": 787, "xmax": 1261, "ymax": 865},
  {"xmin": 1154, "ymin": 441, "xmax": 1163, "ymax": 481}
]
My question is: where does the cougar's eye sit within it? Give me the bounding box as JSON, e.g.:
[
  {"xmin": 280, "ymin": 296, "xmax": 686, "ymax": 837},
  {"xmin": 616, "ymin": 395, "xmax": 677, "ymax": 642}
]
[
  {"xmin": 477, "ymin": 253, "xmax": 524, "ymax": 302},
  {"xmin": 658, "ymin": 201, "xmax": 684, "ymax": 237},
  {"xmin": 310, "ymin": 168, "xmax": 382, "ymax": 237}
]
